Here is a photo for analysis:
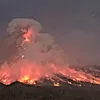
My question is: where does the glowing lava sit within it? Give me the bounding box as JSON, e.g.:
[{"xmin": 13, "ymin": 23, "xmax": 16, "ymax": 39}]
[
  {"xmin": 22, "ymin": 28, "xmax": 32, "ymax": 43},
  {"xmin": 53, "ymin": 82, "xmax": 60, "ymax": 87},
  {"xmin": 0, "ymin": 26, "xmax": 100, "ymax": 86}
]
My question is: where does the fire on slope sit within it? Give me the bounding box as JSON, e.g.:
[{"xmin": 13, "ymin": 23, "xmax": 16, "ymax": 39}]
[
  {"xmin": 0, "ymin": 29, "xmax": 100, "ymax": 86},
  {"xmin": 0, "ymin": 62, "xmax": 100, "ymax": 86},
  {"xmin": 0, "ymin": 18, "xmax": 100, "ymax": 86}
]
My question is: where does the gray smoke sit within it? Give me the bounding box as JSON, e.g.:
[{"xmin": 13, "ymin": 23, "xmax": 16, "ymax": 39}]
[
  {"xmin": 0, "ymin": 18, "xmax": 67, "ymax": 68},
  {"xmin": 7, "ymin": 18, "xmax": 42, "ymax": 34}
]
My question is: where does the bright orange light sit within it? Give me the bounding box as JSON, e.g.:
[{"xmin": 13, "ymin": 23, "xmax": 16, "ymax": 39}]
[
  {"xmin": 19, "ymin": 75, "xmax": 37, "ymax": 85},
  {"xmin": 0, "ymin": 27, "xmax": 100, "ymax": 86},
  {"xmin": 53, "ymin": 82, "xmax": 60, "ymax": 87},
  {"xmin": 23, "ymin": 28, "xmax": 32, "ymax": 42},
  {"xmin": 21, "ymin": 75, "xmax": 29, "ymax": 81},
  {"xmin": 0, "ymin": 63, "xmax": 100, "ymax": 86}
]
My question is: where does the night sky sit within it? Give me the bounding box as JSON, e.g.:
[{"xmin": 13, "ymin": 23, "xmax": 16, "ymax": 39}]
[{"xmin": 0, "ymin": 0, "xmax": 100, "ymax": 65}]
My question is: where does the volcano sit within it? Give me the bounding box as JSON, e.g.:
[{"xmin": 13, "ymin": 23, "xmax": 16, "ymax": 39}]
[
  {"xmin": 0, "ymin": 18, "xmax": 100, "ymax": 86},
  {"xmin": 0, "ymin": 18, "xmax": 100, "ymax": 100}
]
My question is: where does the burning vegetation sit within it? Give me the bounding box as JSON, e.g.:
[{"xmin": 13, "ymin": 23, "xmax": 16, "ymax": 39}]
[{"xmin": 0, "ymin": 18, "xmax": 100, "ymax": 86}]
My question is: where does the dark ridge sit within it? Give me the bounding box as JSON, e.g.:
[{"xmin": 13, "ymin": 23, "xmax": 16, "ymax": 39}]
[{"xmin": 0, "ymin": 81, "xmax": 100, "ymax": 100}]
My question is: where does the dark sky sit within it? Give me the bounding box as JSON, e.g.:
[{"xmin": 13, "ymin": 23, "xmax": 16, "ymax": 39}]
[{"xmin": 0, "ymin": 0, "xmax": 100, "ymax": 65}]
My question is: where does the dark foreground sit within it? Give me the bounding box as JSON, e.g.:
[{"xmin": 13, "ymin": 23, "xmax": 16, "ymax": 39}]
[{"xmin": 0, "ymin": 82, "xmax": 100, "ymax": 100}]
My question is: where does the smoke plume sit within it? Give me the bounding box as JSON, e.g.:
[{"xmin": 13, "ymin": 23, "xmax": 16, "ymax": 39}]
[
  {"xmin": 6, "ymin": 18, "xmax": 65, "ymax": 65},
  {"xmin": 0, "ymin": 18, "xmax": 100, "ymax": 86},
  {"xmin": 0, "ymin": 18, "xmax": 67, "ymax": 85}
]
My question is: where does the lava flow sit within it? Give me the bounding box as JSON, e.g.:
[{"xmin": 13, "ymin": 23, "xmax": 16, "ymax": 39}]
[{"xmin": 0, "ymin": 18, "xmax": 100, "ymax": 86}]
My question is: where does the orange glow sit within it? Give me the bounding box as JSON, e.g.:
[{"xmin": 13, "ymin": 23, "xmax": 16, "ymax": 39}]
[
  {"xmin": 21, "ymin": 75, "xmax": 29, "ymax": 81},
  {"xmin": 53, "ymin": 82, "xmax": 60, "ymax": 87},
  {"xmin": 58, "ymin": 67, "xmax": 100, "ymax": 85},
  {"xmin": 0, "ymin": 28, "xmax": 100, "ymax": 86},
  {"xmin": 23, "ymin": 28, "xmax": 32, "ymax": 42},
  {"xmin": 19, "ymin": 75, "xmax": 36, "ymax": 85},
  {"xmin": 0, "ymin": 62, "xmax": 100, "ymax": 86}
]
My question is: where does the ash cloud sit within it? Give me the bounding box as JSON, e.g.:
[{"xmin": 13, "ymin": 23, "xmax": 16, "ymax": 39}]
[
  {"xmin": 0, "ymin": 18, "xmax": 68, "ymax": 84},
  {"xmin": 7, "ymin": 18, "xmax": 42, "ymax": 34},
  {"xmin": 0, "ymin": 18, "xmax": 99, "ymax": 68},
  {"xmin": 0, "ymin": 18, "xmax": 67, "ymax": 69}
]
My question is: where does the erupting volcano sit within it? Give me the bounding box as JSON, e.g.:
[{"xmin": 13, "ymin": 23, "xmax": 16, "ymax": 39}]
[{"xmin": 0, "ymin": 18, "xmax": 100, "ymax": 86}]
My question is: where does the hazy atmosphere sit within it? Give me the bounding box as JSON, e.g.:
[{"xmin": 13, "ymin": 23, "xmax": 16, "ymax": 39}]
[{"xmin": 0, "ymin": 0, "xmax": 100, "ymax": 65}]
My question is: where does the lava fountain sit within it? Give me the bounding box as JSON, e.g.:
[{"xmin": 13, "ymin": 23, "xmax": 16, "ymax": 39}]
[{"xmin": 0, "ymin": 18, "xmax": 100, "ymax": 86}]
